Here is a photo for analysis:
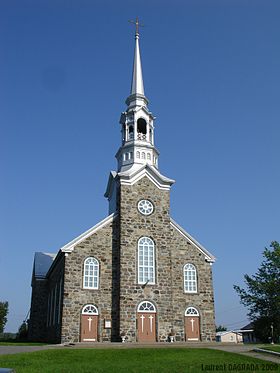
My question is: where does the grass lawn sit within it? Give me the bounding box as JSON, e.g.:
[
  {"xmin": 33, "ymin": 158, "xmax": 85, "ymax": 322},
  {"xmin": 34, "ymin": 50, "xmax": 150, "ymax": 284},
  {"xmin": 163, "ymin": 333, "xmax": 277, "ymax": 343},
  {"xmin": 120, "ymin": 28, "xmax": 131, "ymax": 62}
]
[
  {"xmin": 261, "ymin": 345, "xmax": 280, "ymax": 353},
  {"xmin": 0, "ymin": 342, "xmax": 48, "ymax": 346},
  {"xmin": 0, "ymin": 348, "xmax": 278, "ymax": 373}
]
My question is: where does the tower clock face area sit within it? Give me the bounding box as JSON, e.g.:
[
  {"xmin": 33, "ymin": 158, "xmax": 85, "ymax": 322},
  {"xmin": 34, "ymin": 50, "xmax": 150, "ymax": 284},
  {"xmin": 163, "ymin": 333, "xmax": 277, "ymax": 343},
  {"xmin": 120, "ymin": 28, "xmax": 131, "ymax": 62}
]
[{"xmin": 137, "ymin": 199, "xmax": 154, "ymax": 215}]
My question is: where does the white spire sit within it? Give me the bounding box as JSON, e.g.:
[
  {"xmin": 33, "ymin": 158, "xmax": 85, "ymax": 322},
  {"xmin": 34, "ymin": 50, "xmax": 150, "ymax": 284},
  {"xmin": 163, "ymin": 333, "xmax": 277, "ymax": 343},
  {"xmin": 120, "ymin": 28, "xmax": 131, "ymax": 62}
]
[{"xmin": 130, "ymin": 33, "xmax": 145, "ymax": 96}]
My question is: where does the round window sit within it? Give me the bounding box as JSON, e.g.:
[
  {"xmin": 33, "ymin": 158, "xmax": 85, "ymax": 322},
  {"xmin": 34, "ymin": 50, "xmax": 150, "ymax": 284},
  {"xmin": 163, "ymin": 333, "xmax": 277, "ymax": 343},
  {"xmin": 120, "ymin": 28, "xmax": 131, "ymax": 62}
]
[{"xmin": 138, "ymin": 200, "xmax": 154, "ymax": 215}]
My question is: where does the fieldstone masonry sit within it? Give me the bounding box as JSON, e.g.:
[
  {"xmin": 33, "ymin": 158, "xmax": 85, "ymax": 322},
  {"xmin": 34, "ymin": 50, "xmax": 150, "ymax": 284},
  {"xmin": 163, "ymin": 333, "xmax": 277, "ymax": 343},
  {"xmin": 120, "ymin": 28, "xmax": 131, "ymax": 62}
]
[
  {"xmin": 29, "ymin": 174, "xmax": 216, "ymax": 343},
  {"xmin": 29, "ymin": 29, "xmax": 216, "ymax": 344}
]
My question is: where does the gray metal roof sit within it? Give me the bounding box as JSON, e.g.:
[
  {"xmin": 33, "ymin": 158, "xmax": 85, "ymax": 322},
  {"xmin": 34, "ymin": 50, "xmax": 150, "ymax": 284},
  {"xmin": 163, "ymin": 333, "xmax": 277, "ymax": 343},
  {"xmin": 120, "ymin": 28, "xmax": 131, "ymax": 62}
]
[{"xmin": 33, "ymin": 252, "xmax": 56, "ymax": 278}]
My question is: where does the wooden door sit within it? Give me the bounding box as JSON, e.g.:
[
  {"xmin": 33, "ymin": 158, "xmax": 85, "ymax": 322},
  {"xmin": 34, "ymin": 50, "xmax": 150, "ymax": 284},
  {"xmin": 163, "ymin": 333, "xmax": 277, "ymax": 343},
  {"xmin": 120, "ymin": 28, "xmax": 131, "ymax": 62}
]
[
  {"xmin": 80, "ymin": 315, "xmax": 98, "ymax": 342},
  {"xmin": 185, "ymin": 316, "xmax": 200, "ymax": 341},
  {"xmin": 137, "ymin": 312, "xmax": 156, "ymax": 342}
]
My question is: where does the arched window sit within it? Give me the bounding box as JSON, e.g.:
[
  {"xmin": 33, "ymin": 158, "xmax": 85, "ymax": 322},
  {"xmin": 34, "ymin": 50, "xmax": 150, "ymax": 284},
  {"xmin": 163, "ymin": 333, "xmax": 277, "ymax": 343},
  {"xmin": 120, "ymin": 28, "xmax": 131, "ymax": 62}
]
[
  {"xmin": 137, "ymin": 118, "xmax": 147, "ymax": 134},
  {"xmin": 138, "ymin": 237, "xmax": 155, "ymax": 284},
  {"xmin": 122, "ymin": 124, "xmax": 126, "ymax": 142},
  {"xmin": 136, "ymin": 151, "xmax": 140, "ymax": 158},
  {"xmin": 129, "ymin": 125, "xmax": 134, "ymax": 140},
  {"xmin": 141, "ymin": 152, "xmax": 146, "ymax": 159},
  {"xmin": 83, "ymin": 257, "xmax": 99, "ymax": 289},
  {"xmin": 82, "ymin": 304, "xmax": 99, "ymax": 315},
  {"xmin": 137, "ymin": 301, "xmax": 156, "ymax": 313},
  {"xmin": 147, "ymin": 153, "xmax": 151, "ymax": 160},
  {"xmin": 184, "ymin": 263, "xmax": 197, "ymax": 293},
  {"xmin": 185, "ymin": 307, "xmax": 199, "ymax": 316}
]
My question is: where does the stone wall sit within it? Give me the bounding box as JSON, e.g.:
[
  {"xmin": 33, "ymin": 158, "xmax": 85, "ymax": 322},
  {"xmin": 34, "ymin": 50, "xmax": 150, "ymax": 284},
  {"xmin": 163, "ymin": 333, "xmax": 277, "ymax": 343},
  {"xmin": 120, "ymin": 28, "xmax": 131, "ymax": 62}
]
[
  {"xmin": 170, "ymin": 225, "xmax": 216, "ymax": 341},
  {"xmin": 30, "ymin": 174, "xmax": 215, "ymax": 344},
  {"xmin": 119, "ymin": 176, "xmax": 174, "ymax": 342},
  {"xmin": 60, "ymin": 218, "xmax": 119, "ymax": 343},
  {"xmin": 118, "ymin": 175, "xmax": 216, "ymax": 342}
]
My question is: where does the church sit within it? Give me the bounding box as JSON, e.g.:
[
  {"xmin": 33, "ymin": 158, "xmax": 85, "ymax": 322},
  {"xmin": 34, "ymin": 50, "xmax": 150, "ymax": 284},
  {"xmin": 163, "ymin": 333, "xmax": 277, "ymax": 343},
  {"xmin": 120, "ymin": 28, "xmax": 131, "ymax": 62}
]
[{"xmin": 28, "ymin": 25, "xmax": 216, "ymax": 344}]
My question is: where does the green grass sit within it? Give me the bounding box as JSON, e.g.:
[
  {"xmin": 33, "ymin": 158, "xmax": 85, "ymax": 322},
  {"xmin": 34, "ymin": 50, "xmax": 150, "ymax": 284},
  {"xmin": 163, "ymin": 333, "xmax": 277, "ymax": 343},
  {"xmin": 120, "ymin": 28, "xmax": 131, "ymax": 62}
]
[
  {"xmin": 0, "ymin": 342, "xmax": 48, "ymax": 346},
  {"xmin": 0, "ymin": 348, "xmax": 278, "ymax": 373},
  {"xmin": 261, "ymin": 345, "xmax": 280, "ymax": 353}
]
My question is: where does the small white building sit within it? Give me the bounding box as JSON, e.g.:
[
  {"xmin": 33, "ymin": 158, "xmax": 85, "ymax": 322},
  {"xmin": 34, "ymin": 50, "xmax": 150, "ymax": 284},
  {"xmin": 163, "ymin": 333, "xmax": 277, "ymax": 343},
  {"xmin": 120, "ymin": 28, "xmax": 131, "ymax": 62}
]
[{"xmin": 216, "ymin": 331, "xmax": 243, "ymax": 343}]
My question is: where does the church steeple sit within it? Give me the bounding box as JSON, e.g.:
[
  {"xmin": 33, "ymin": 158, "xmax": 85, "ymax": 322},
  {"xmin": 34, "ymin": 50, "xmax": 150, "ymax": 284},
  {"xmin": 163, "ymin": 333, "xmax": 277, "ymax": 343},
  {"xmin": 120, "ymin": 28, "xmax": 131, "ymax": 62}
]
[
  {"xmin": 105, "ymin": 22, "xmax": 175, "ymax": 213},
  {"xmin": 116, "ymin": 24, "xmax": 159, "ymax": 172},
  {"xmin": 130, "ymin": 31, "xmax": 145, "ymax": 96}
]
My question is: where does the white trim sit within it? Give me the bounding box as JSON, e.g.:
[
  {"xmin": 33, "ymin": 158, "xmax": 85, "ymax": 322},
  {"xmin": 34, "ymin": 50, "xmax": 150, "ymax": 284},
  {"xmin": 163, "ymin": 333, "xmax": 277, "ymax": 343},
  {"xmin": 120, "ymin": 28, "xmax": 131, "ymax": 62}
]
[
  {"xmin": 185, "ymin": 307, "xmax": 200, "ymax": 316},
  {"xmin": 119, "ymin": 166, "xmax": 174, "ymax": 191},
  {"xmin": 170, "ymin": 219, "xmax": 216, "ymax": 262},
  {"xmin": 184, "ymin": 263, "xmax": 198, "ymax": 293},
  {"xmin": 137, "ymin": 301, "xmax": 156, "ymax": 313},
  {"xmin": 60, "ymin": 213, "xmax": 116, "ymax": 253},
  {"xmin": 82, "ymin": 304, "xmax": 99, "ymax": 315},
  {"xmin": 83, "ymin": 338, "xmax": 96, "ymax": 341},
  {"xmin": 137, "ymin": 237, "xmax": 155, "ymax": 285},
  {"xmin": 187, "ymin": 338, "xmax": 199, "ymax": 341},
  {"xmin": 83, "ymin": 257, "xmax": 99, "ymax": 290}
]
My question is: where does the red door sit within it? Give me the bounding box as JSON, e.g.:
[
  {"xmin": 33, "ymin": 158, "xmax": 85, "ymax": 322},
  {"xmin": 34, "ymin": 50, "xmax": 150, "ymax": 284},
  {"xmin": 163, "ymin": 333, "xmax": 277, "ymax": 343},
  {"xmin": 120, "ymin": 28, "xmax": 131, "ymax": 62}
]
[
  {"xmin": 185, "ymin": 316, "xmax": 200, "ymax": 341},
  {"xmin": 137, "ymin": 312, "xmax": 156, "ymax": 342},
  {"xmin": 80, "ymin": 315, "xmax": 98, "ymax": 342}
]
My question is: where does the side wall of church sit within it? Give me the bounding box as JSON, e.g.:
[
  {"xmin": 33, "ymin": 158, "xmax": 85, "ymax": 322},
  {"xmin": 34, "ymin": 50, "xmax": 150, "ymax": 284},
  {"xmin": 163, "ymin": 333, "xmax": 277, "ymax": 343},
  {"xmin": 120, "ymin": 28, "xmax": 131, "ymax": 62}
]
[
  {"xmin": 60, "ymin": 218, "xmax": 119, "ymax": 343},
  {"xmin": 45, "ymin": 254, "xmax": 65, "ymax": 343},
  {"xmin": 28, "ymin": 278, "xmax": 48, "ymax": 342}
]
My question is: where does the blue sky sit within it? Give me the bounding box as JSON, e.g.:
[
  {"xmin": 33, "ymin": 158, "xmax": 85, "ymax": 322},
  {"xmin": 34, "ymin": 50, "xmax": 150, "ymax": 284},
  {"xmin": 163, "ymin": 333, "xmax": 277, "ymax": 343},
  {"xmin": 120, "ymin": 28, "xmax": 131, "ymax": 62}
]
[{"xmin": 1, "ymin": 0, "xmax": 279, "ymax": 332}]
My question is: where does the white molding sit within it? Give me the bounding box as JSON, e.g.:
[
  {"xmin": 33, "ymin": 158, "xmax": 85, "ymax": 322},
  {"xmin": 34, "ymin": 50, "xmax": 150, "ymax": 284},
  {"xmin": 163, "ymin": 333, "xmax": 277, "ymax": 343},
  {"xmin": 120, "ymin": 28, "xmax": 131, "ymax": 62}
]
[
  {"xmin": 170, "ymin": 219, "xmax": 216, "ymax": 263},
  {"xmin": 60, "ymin": 213, "xmax": 116, "ymax": 253},
  {"xmin": 185, "ymin": 307, "xmax": 200, "ymax": 316},
  {"xmin": 119, "ymin": 165, "xmax": 174, "ymax": 191},
  {"xmin": 82, "ymin": 304, "xmax": 99, "ymax": 315},
  {"xmin": 137, "ymin": 301, "xmax": 156, "ymax": 313}
]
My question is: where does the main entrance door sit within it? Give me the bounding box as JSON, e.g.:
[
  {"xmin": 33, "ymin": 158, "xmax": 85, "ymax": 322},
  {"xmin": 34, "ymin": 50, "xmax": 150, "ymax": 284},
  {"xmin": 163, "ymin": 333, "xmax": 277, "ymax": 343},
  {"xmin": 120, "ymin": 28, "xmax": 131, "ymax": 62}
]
[
  {"xmin": 137, "ymin": 301, "xmax": 156, "ymax": 342},
  {"xmin": 185, "ymin": 307, "xmax": 200, "ymax": 341},
  {"xmin": 80, "ymin": 304, "xmax": 98, "ymax": 342}
]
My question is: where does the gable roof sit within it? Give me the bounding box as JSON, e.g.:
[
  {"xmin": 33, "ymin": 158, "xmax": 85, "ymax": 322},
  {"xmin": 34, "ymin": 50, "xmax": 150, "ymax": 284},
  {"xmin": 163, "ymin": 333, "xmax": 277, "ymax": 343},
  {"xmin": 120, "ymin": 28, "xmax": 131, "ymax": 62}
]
[
  {"xmin": 59, "ymin": 213, "xmax": 116, "ymax": 253},
  {"xmin": 170, "ymin": 218, "xmax": 216, "ymax": 262},
  {"xmin": 240, "ymin": 322, "xmax": 254, "ymax": 331},
  {"xmin": 33, "ymin": 252, "xmax": 56, "ymax": 279},
  {"xmin": 216, "ymin": 331, "xmax": 242, "ymax": 336},
  {"xmin": 118, "ymin": 164, "xmax": 175, "ymax": 190}
]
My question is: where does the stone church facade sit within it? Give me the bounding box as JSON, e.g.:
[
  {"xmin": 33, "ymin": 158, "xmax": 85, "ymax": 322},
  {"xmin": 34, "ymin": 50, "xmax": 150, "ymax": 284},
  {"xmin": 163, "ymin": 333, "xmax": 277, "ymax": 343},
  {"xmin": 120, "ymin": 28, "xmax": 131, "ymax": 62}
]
[{"xmin": 28, "ymin": 28, "xmax": 216, "ymax": 344}]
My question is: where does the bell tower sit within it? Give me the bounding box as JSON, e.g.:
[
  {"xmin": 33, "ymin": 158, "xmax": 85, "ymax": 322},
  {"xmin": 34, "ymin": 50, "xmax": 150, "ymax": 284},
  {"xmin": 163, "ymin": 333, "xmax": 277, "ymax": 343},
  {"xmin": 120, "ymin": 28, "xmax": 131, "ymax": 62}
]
[
  {"xmin": 105, "ymin": 21, "xmax": 174, "ymax": 213},
  {"xmin": 116, "ymin": 25, "xmax": 159, "ymax": 173}
]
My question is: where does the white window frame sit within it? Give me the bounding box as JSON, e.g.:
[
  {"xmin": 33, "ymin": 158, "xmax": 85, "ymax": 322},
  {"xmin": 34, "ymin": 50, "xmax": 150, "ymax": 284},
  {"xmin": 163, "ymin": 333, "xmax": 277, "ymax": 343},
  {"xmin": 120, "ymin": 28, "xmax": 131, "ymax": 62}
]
[
  {"xmin": 83, "ymin": 257, "xmax": 99, "ymax": 289},
  {"xmin": 137, "ymin": 301, "xmax": 156, "ymax": 313},
  {"xmin": 138, "ymin": 237, "xmax": 155, "ymax": 285},
  {"xmin": 138, "ymin": 200, "xmax": 154, "ymax": 216},
  {"xmin": 185, "ymin": 307, "xmax": 199, "ymax": 316},
  {"xmin": 82, "ymin": 304, "xmax": 99, "ymax": 315},
  {"xmin": 184, "ymin": 263, "xmax": 198, "ymax": 293}
]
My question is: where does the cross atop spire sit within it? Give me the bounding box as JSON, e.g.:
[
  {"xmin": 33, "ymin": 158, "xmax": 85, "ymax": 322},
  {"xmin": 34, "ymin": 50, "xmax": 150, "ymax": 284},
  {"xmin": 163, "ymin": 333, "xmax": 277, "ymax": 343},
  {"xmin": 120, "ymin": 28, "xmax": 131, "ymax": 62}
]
[
  {"xmin": 126, "ymin": 17, "xmax": 147, "ymax": 106},
  {"xmin": 129, "ymin": 17, "xmax": 144, "ymax": 35}
]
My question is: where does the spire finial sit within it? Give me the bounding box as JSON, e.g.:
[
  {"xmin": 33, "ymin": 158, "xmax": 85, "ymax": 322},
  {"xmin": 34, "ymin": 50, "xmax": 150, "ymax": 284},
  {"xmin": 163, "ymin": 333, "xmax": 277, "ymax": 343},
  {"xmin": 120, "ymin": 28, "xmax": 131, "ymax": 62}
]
[
  {"xmin": 126, "ymin": 17, "xmax": 147, "ymax": 105},
  {"xmin": 129, "ymin": 17, "xmax": 144, "ymax": 36}
]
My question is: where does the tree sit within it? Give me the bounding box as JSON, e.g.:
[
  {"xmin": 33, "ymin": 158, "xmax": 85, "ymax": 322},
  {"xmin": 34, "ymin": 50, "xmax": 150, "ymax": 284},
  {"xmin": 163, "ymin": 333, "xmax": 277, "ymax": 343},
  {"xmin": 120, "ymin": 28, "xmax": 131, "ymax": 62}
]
[
  {"xmin": 17, "ymin": 322, "xmax": 28, "ymax": 340},
  {"xmin": 234, "ymin": 241, "xmax": 280, "ymax": 342},
  {"xmin": 0, "ymin": 302, "xmax": 9, "ymax": 333},
  {"xmin": 216, "ymin": 325, "xmax": 227, "ymax": 332}
]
